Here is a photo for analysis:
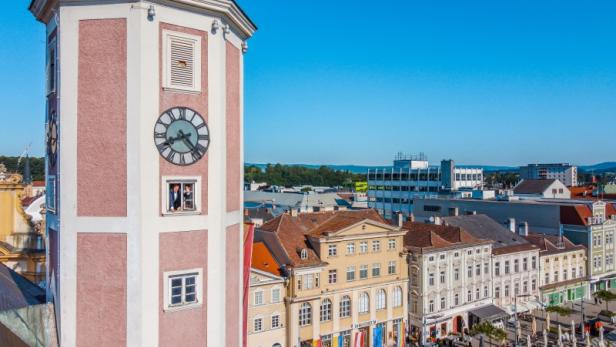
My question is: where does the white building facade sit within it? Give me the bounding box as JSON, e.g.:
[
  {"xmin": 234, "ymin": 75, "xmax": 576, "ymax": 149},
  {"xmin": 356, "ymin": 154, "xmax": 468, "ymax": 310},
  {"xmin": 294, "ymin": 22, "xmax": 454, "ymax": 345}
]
[{"xmin": 519, "ymin": 163, "xmax": 578, "ymax": 187}]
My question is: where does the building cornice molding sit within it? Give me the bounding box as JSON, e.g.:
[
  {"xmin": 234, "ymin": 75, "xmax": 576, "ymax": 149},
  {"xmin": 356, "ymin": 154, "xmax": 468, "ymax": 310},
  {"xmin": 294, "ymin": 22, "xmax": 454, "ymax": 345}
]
[{"xmin": 29, "ymin": 0, "xmax": 256, "ymax": 39}]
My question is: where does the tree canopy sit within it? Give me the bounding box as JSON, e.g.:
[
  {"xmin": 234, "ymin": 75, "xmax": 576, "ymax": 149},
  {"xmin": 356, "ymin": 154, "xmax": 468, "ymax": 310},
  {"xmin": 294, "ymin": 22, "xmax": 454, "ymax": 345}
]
[
  {"xmin": 0, "ymin": 156, "xmax": 45, "ymax": 181},
  {"xmin": 244, "ymin": 164, "xmax": 365, "ymax": 188}
]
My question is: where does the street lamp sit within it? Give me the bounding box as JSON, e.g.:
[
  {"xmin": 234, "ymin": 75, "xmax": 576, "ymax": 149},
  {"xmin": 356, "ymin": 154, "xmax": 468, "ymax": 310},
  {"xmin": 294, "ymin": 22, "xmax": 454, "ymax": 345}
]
[
  {"xmin": 514, "ymin": 294, "xmax": 531, "ymax": 347},
  {"xmin": 422, "ymin": 314, "xmax": 443, "ymax": 346}
]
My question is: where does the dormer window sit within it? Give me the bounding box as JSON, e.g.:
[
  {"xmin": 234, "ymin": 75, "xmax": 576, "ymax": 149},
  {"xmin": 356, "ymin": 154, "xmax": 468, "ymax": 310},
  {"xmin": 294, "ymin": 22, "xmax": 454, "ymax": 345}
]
[{"xmin": 300, "ymin": 249, "xmax": 308, "ymax": 260}]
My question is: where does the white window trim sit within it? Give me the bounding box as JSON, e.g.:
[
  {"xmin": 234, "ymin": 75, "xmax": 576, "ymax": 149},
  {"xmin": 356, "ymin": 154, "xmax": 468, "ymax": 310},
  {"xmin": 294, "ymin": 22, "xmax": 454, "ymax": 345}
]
[
  {"xmin": 162, "ymin": 30, "xmax": 202, "ymax": 93},
  {"xmin": 161, "ymin": 175, "xmax": 202, "ymax": 216},
  {"xmin": 271, "ymin": 312, "xmax": 282, "ymax": 329},
  {"xmin": 163, "ymin": 268, "xmax": 203, "ymax": 312},
  {"xmin": 253, "ymin": 315, "xmax": 263, "ymax": 332},
  {"xmin": 254, "ymin": 290, "xmax": 265, "ymax": 306},
  {"xmin": 270, "ymin": 286, "xmax": 281, "ymax": 304}
]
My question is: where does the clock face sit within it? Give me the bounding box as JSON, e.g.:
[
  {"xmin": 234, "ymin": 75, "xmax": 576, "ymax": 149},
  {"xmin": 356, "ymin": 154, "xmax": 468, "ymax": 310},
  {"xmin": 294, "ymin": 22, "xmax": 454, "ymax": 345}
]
[
  {"xmin": 46, "ymin": 111, "xmax": 58, "ymax": 168},
  {"xmin": 154, "ymin": 107, "xmax": 210, "ymax": 166}
]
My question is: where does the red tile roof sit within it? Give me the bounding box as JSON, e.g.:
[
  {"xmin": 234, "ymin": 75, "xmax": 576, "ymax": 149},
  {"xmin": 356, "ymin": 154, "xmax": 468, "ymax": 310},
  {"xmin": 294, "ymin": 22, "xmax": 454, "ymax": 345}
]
[
  {"xmin": 31, "ymin": 181, "xmax": 45, "ymax": 187},
  {"xmin": 560, "ymin": 203, "xmax": 616, "ymax": 226},
  {"xmin": 402, "ymin": 222, "xmax": 490, "ymax": 252},
  {"xmin": 251, "ymin": 241, "xmax": 282, "ymax": 277},
  {"xmin": 524, "ymin": 232, "xmax": 585, "ymax": 255},
  {"xmin": 258, "ymin": 209, "xmax": 393, "ymax": 268}
]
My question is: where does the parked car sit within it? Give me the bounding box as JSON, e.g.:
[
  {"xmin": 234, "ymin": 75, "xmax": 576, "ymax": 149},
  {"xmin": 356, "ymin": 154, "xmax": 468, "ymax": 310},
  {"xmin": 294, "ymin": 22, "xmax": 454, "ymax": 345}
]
[{"xmin": 598, "ymin": 310, "xmax": 616, "ymax": 324}]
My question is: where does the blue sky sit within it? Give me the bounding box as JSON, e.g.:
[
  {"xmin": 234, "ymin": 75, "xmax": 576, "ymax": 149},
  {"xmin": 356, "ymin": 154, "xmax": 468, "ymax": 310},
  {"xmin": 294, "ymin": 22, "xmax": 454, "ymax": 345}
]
[{"xmin": 2, "ymin": 1, "xmax": 615, "ymax": 166}]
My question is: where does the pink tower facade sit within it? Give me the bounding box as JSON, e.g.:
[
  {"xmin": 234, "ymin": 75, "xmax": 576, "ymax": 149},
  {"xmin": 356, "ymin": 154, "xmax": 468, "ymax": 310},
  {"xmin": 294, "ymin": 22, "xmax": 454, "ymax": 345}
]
[{"xmin": 29, "ymin": 1, "xmax": 255, "ymax": 346}]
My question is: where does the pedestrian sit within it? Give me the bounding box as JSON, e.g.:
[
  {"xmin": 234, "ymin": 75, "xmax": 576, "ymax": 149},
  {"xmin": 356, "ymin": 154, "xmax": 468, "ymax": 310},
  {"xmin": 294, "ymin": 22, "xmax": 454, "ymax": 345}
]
[{"xmin": 595, "ymin": 296, "xmax": 598, "ymax": 305}]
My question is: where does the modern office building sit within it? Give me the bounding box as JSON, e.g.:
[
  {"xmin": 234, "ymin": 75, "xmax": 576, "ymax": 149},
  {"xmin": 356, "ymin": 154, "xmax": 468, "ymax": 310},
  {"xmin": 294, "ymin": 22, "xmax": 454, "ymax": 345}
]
[
  {"xmin": 257, "ymin": 209, "xmax": 408, "ymax": 347},
  {"xmin": 367, "ymin": 154, "xmax": 483, "ymax": 219},
  {"xmin": 519, "ymin": 163, "xmax": 578, "ymax": 187},
  {"xmin": 402, "ymin": 222, "xmax": 496, "ymax": 344},
  {"xmin": 30, "ymin": 0, "xmax": 255, "ymax": 345},
  {"xmin": 524, "ymin": 233, "xmax": 588, "ymax": 305}
]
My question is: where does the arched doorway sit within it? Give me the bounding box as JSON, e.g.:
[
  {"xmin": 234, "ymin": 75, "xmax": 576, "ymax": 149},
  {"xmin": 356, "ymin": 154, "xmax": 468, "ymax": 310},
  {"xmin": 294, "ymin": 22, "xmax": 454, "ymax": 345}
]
[{"xmin": 454, "ymin": 316, "xmax": 463, "ymax": 333}]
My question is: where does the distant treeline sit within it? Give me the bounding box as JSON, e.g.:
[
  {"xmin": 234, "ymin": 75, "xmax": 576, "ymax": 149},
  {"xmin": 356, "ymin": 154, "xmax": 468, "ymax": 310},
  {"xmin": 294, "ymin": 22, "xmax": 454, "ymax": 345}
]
[
  {"xmin": 0, "ymin": 156, "xmax": 45, "ymax": 181},
  {"xmin": 245, "ymin": 164, "xmax": 365, "ymax": 188}
]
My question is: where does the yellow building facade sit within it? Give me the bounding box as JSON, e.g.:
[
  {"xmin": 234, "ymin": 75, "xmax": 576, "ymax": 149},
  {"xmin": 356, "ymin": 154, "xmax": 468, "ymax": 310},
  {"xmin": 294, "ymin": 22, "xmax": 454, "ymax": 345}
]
[{"xmin": 257, "ymin": 210, "xmax": 408, "ymax": 347}]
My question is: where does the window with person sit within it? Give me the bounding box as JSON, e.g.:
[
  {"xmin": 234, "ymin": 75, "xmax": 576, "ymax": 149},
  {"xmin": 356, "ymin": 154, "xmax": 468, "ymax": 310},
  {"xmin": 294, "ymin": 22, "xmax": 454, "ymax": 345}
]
[{"xmin": 166, "ymin": 179, "xmax": 197, "ymax": 213}]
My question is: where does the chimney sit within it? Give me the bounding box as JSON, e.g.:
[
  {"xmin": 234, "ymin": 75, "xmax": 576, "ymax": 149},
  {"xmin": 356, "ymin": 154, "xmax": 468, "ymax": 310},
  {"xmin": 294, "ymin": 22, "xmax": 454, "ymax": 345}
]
[
  {"xmin": 408, "ymin": 213, "xmax": 415, "ymax": 223},
  {"xmin": 397, "ymin": 212, "xmax": 404, "ymax": 228},
  {"xmin": 508, "ymin": 218, "xmax": 516, "ymax": 233},
  {"xmin": 434, "ymin": 216, "xmax": 442, "ymax": 225},
  {"xmin": 291, "ymin": 208, "xmax": 298, "ymax": 217},
  {"xmin": 518, "ymin": 222, "xmax": 529, "ymax": 237}
]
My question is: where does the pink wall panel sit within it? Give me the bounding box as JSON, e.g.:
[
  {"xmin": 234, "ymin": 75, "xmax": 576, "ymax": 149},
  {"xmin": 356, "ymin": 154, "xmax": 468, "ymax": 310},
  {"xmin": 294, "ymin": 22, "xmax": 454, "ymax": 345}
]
[
  {"xmin": 225, "ymin": 224, "xmax": 241, "ymax": 347},
  {"xmin": 76, "ymin": 233, "xmax": 127, "ymax": 347},
  {"xmin": 159, "ymin": 230, "xmax": 208, "ymax": 347},
  {"xmin": 159, "ymin": 23, "xmax": 209, "ymax": 215},
  {"xmin": 77, "ymin": 19, "xmax": 127, "ymax": 217},
  {"xmin": 226, "ymin": 43, "xmax": 241, "ymax": 212}
]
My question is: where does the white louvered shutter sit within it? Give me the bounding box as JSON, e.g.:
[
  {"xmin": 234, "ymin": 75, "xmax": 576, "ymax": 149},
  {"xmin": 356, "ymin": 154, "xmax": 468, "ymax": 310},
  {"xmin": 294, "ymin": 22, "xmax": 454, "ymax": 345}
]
[{"xmin": 163, "ymin": 31, "xmax": 201, "ymax": 92}]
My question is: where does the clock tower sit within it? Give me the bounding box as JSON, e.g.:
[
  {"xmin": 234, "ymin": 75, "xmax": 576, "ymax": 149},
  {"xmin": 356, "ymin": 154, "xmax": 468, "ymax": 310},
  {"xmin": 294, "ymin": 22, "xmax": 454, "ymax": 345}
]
[{"xmin": 29, "ymin": 1, "xmax": 255, "ymax": 346}]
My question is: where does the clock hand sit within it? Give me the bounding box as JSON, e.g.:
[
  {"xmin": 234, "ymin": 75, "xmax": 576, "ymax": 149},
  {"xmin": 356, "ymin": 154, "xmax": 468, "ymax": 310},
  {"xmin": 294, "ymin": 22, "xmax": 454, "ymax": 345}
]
[{"xmin": 182, "ymin": 137, "xmax": 195, "ymax": 151}]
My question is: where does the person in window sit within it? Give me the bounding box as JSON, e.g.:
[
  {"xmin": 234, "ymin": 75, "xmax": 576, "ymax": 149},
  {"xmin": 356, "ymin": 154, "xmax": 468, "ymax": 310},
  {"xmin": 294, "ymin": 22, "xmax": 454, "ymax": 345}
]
[
  {"xmin": 169, "ymin": 184, "xmax": 182, "ymax": 211},
  {"xmin": 183, "ymin": 184, "xmax": 194, "ymax": 210}
]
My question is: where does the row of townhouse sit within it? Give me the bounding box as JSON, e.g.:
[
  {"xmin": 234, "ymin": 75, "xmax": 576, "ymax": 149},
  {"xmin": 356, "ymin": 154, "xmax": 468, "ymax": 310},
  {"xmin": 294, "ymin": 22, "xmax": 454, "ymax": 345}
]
[{"xmin": 246, "ymin": 209, "xmax": 593, "ymax": 347}]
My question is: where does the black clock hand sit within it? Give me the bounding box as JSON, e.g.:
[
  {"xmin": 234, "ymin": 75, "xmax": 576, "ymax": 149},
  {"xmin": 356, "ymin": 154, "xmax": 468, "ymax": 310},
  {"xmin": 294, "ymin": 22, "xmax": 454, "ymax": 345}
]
[{"xmin": 182, "ymin": 137, "xmax": 195, "ymax": 151}]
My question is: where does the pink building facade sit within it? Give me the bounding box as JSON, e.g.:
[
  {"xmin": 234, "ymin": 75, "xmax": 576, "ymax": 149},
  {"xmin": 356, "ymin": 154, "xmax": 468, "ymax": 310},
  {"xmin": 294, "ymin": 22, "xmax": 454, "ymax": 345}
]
[{"xmin": 29, "ymin": 1, "xmax": 255, "ymax": 346}]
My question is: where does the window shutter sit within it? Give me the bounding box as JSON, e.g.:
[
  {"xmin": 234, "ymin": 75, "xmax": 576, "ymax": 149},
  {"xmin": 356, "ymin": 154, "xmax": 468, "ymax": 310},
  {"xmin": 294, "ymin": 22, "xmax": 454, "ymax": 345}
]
[
  {"xmin": 169, "ymin": 37, "xmax": 195, "ymax": 89},
  {"xmin": 163, "ymin": 30, "xmax": 201, "ymax": 92}
]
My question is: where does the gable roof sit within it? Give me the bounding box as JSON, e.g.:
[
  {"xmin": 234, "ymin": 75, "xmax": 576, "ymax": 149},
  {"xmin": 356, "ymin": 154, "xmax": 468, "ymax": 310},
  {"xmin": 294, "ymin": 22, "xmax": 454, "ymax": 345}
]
[
  {"xmin": 524, "ymin": 232, "xmax": 586, "ymax": 255},
  {"xmin": 560, "ymin": 203, "xmax": 616, "ymax": 226},
  {"xmin": 0, "ymin": 263, "xmax": 45, "ymax": 312},
  {"xmin": 442, "ymin": 214, "xmax": 538, "ymax": 254},
  {"xmin": 251, "ymin": 241, "xmax": 282, "ymax": 277},
  {"xmin": 402, "ymin": 221, "xmax": 490, "ymax": 253},
  {"xmin": 513, "ymin": 179, "xmax": 557, "ymax": 194},
  {"xmin": 257, "ymin": 209, "xmax": 393, "ymax": 268}
]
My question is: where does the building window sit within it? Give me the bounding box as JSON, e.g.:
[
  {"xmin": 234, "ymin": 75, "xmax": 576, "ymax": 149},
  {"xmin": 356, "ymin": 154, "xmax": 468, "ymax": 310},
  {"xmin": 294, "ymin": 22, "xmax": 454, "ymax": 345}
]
[
  {"xmin": 347, "ymin": 243, "xmax": 355, "ymax": 254},
  {"xmin": 495, "ymin": 286, "xmax": 500, "ymax": 298},
  {"xmin": 299, "ymin": 303, "xmax": 312, "ymax": 326},
  {"xmin": 467, "ymin": 266, "xmax": 472, "ymax": 278},
  {"xmin": 360, "ymin": 265, "xmax": 368, "ymax": 279},
  {"xmin": 328, "ymin": 270, "xmax": 337, "ymax": 284},
  {"xmin": 388, "ymin": 239, "xmax": 396, "ymax": 250},
  {"xmin": 532, "ymin": 279, "xmax": 537, "ymax": 291},
  {"xmin": 328, "ymin": 244, "xmax": 337, "ymax": 257},
  {"xmin": 484, "ymin": 286, "xmax": 488, "ymax": 297},
  {"xmin": 254, "ymin": 317, "xmax": 263, "ymax": 332},
  {"xmin": 572, "ymin": 268, "xmax": 577, "ymax": 278},
  {"xmin": 475, "ymin": 288, "xmax": 480, "ymax": 300},
  {"xmin": 523, "ymin": 281, "xmax": 528, "ymax": 293},
  {"xmin": 163, "ymin": 269, "xmax": 203, "ymax": 311},
  {"xmin": 532, "ymin": 256, "xmax": 537, "ymax": 269},
  {"xmin": 359, "ymin": 241, "xmax": 368, "ymax": 253},
  {"xmin": 454, "ymin": 268, "xmax": 460, "ymax": 281},
  {"xmin": 297, "ymin": 277, "xmax": 302, "ymax": 290},
  {"xmin": 340, "ymin": 295, "xmax": 351, "ymax": 318},
  {"xmin": 346, "ymin": 267, "xmax": 355, "ymax": 281},
  {"xmin": 580, "ymin": 266, "xmax": 584, "ymax": 276},
  {"xmin": 440, "ymin": 271, "xmax": 446, "ymax": 284},
  {"xmin": 504, "ymin": 285, "xmax": 509, "ymax": 297},
  {"xmin": 372, "ymin": 263, "xmax": 381, "ymax": 277},
  {"xmin": 315, "ymin": 273, "xmax": 320, "ymax": 288},
  {"xmin": 495, "ymin": 262, "xmax": 500, "ymax": 276},
  {"xmin": 393, "ymin": 287, "xmax": 403, "ymax": 307},
  {"xmin": 300, "ymin": 249, "xmax": 308, "ymax": 260},
  {"xmin": 475, "ymin": 264, "xmax": 481, "ymax": 276},
  {"xmin": 454, "ymin": 293, "xmax": 459, "ymax": 305},
  {"xmin": 320, "ymin": 299, "xmax": 332, "ymax": 321},
  {"xmin": 563, "ymin": 269, "xmax": 568, "ymax": 281},
  {"xmin": 484, "ymin": 263, "xmax": 489, "ymax": 275},
  {"xmin": 388, "ymin": 261, "xmax": 396, "ymax": 275},
  {"xmin": 545, "ymin": 272, "xmax": 549, "ymax": 284},
  {"xmin": 376, "ymin": 289, "xmax": 386, "ymax": 310},
  {"xmin": 440, "ymin": 254, "xmax": 446, "ymax": 260},
  {"xmin": 429, "ymin": 273, "xmax": 435, "ymax": 286},
  {"xmin": 253, "ymin": 290, "xmax": 264, "ymax": 305},
  {"xmin": 271, "ymin": 314, "xmax": 280, "ymax": 329},
  {"xmin": 467, "ymin": 291, "xmax": 472, "ymax": 302},
  {"xmin": 504, "ymin": 261, "xmax": 510, "ymax": 274},
  {"xmin": 514, "ymin": 259, "xmax": 519, "ymax": 273},
  {"xmin": 429, "ymin": 300, "xmax": 435, "ymax": 313},
  {"xmin": 523, "ymin": 258, "xmax": 528, "ymax": 271},
  {"xmin": 304, "ymin": 274, "xmax": 314, "ymax": 289},
  {"xmin": 553, "ymin": 271, "xmax": 559, "ymax": 282},
  {"xmin": 372, "ymin": 240, "xmax": 381, "ymax": 252},
  {"xmin": 162, "ymin": 30, "xmax": 202, "ymax": 92},
  {"xmin": 359, "ymin": 292, "xmax": 370, "ymax": 314},
  {"xmin": 163, "ymin": 177, "xmax": 199, "ymax": 214},
  {"xmin": 514, "ymin": 283, "xmax": 519, "ymax": 296}
]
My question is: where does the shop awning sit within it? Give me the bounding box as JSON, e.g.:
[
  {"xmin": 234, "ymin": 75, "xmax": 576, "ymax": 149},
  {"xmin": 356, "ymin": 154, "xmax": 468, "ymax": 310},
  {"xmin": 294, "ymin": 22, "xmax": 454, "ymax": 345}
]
[{"xmin": 468, "ymin": 304, "xmax": 509, "ymax": 322}]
